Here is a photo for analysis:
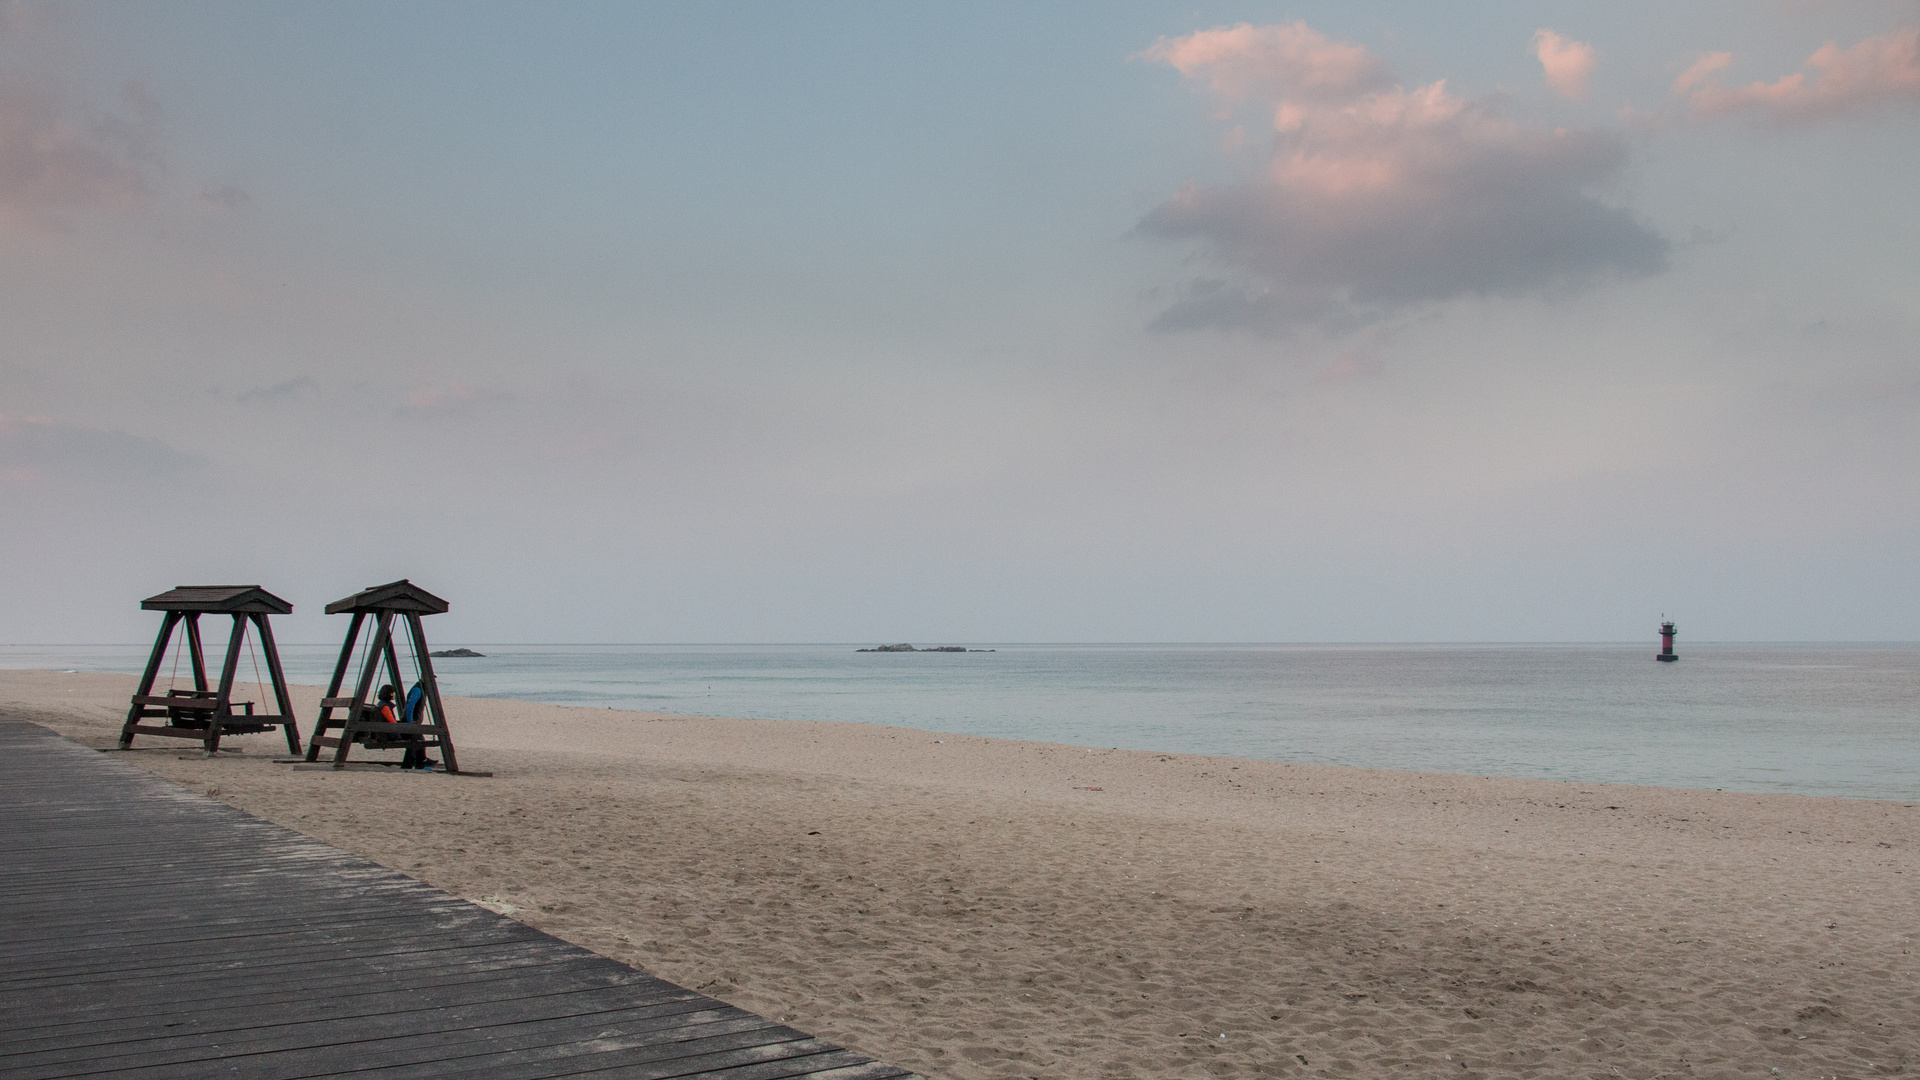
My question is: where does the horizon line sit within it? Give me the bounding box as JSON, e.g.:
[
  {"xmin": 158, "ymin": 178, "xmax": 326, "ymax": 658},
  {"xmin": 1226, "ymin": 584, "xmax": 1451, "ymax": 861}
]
[{"xmin": 6, "ymin": 640, "xmax": 1920, "ymax": 648}]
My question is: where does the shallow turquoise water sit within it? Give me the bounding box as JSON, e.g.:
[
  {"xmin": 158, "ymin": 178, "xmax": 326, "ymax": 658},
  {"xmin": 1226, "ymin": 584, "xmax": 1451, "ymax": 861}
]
[{"xmin": 7, "ymin": 642, "xmax": 1916, "ymax": 801}]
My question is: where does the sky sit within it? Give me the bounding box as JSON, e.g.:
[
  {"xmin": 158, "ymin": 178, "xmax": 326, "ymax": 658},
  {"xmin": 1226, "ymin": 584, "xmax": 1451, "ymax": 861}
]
[{"xmin": 2, "ymin": 0, "xmax": 1917, "ymax": 645}]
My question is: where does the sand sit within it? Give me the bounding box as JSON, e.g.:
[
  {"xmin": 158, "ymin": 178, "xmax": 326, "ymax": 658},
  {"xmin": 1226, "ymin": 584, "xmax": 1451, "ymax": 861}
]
[{"xmin": 4, "ymin": 669, "xmax": 1916, "ymax": 1080}]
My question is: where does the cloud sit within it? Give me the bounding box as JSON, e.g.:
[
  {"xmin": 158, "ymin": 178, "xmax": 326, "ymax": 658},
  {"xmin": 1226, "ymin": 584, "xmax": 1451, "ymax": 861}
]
[
  {"xmin": 0, "ymin": 75, "xmax": 156, "ymax": 228},
  {"xmin": 1315, "ymin": 348, "xmax": 1385, "ymax": 384},
  {"xmin": 1672, "ymin": 52, "xmax": 1733, "ymax": 97},
  {"xmin": 1534, "ymin": 30, "xmax": 1597, "ymax": 100},
  {"xmin": 1136, "ymin": 24, "xmax": 1668, "ymax": 333},
  {"xmin": 199, "ymin": 183, "xmax": 251, "ymax": 211},
  {"xmin": 1138, "ymin": 22, "xmax": 1391, "ymax": 105},
  {"xmin": 395, "ymin": 380, "xmax": 513, "ymax": 420},
  {"xmin": 0, "ymin": 414, "xmax": 199, "ymax": 485},
  {"xmin": 236, "ymin": 376, "xmax": 317, "ymax": 404},
  {"xmin": 1678, "ymin": 27, "xmax": 1920, "ymax": 122}
]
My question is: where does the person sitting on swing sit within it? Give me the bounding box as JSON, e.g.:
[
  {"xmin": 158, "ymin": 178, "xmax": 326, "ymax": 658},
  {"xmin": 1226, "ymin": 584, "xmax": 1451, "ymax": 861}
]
[
  {"xmin": 399, "ymin": 682, "xmax": 436, "ymax": 771},
  {"xmin": 373, "ymin": 685, "xmax": 401, "ymax": 725},
  {"xmin": 370, "ymin": 685, "xmax": 436, "ymax": 770}
]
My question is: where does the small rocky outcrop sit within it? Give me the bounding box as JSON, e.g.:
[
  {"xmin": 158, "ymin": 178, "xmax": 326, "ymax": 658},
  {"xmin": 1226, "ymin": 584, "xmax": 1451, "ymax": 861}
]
[
  {"xmin": 856, "ymin": 644, "xmax": 995, "ymax": 653},
  {"xmin": 429, "ymin": 648, "xmax": 486, "ymax": 658}
]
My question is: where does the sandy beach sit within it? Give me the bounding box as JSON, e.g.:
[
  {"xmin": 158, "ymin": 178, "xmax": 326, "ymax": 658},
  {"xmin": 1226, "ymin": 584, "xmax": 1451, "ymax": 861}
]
[{"xmin": 4, "ymin": 669, "xmax": 1915, "ymax": 1080}]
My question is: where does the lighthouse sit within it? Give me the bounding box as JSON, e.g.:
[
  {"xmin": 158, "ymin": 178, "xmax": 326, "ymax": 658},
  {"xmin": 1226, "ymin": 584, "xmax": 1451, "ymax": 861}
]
[{"xmin": 1656, "ymin": 618, "xmax": 1678, "ymax": 662}]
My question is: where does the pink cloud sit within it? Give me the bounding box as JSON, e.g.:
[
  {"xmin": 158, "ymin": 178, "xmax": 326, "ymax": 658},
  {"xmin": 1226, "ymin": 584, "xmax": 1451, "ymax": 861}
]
[
  {"xmin": 0, "ymin": 413, "xmax": 198, "ymax": 485},
  {"xmin": 1534, "ymin": 29, "xmax": 1597, "ymax": 100},
  {"xmin": 0, "ymin": 77, "xmax": 153, "ymax": 229},
  {"xmin": 1137, "ymin": 21, "xmax": 1390, "ymax": 105},
  {"xmin": 1680, "ymin": 27, "xmax": 1920, "ymax": 122},
  {"xmin": 1671, "ymin": 52, "xmax": 1733, "ymax": 96},
  {"xmin": 1137, "ymin": 23, "xmax": 1665, "ymax": 332},
  {"xmin": 1315, "ymin": 348, "xmax": 1384, "ymax": 384}
]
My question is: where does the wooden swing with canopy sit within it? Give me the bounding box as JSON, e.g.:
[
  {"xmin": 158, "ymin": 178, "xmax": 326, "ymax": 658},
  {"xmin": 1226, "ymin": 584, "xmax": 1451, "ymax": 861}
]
[
  {"xmin": 304, "ymin": 579, "xmax": 464, "ymax": 772},
  {"xmin": 119, "ymin": 585, "xmax": 303, "ymax": 755}
]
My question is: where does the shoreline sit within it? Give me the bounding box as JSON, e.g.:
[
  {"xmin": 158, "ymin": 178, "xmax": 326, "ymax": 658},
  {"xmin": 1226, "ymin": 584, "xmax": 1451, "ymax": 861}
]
[
  {"xmin": 5, "ymin": 668, "xmax": 1917, "ymax": 1079},
  {"xmin": 8, "ymin": 641, "xmax": 1918, "ymax": 803}
]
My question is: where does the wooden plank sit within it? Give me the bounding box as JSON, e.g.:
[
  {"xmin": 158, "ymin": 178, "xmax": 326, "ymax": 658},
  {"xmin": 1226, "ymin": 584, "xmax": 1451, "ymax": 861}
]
[
  {"xmin": 2, "ymin": 978, "xmax": 710, "ymax": 1052},
  {"xmin": 0, "ymin": 914, "xmax": 567, "ymax": 973},
  {"xmin": 0, "ymin": 910, "xmax": 541, "ymax": 972},
  {"xmin": 0, "ymin": 920, "xmax": 553, "ymax": 985},
  {"xmin": 0, "ymin": 921, "xmax": 556, "ymax": 988},
  {"xmin": 2, "ymin": 988, "xmax": 741, "ymax": 1075},
  {"xmin": 0, "ymin": 943, "xmax": 642, "ymax": 1035},
  {"xmin": 406, "ymin": 1034, "xmax": 853, "ymax": 1080},
  {"xmin": 120, "ymin": 724, "xmax": 215, "ymax": 739},
  {"xmin": 342, "ymin": 720, "xmax": 447, "ymax": 736},
  {"xmin": 224, "ymin": 1012, "xmax": 789, "ymax": 1080},
  {"xmin": 120, "ymin": 720, "xmax": 289, "ymax": 738},
  {"xmin": 0, "ymin": 964, "xmax": 676, "ymax": 1050},
  {"xmin": 0, "ymin": 718, "xmax": 922, "ymax": 1080},
  {"xmin": 0, "ymin": 896, "xmax": 484, "ymax": 948},
  {"xmin": 786, "ymin": 1065, "xmax": 916, "ymax": 1080}
]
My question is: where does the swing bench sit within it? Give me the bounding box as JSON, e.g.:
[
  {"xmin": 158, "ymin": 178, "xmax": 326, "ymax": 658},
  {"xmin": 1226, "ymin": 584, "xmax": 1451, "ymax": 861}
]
[
  {"xmin": 119, "ymin": 586, "xmax": 303, "ymax": 755},
  {"xmin": 305, "ymin": 579, "xmax": 464, "ymax": 773}
]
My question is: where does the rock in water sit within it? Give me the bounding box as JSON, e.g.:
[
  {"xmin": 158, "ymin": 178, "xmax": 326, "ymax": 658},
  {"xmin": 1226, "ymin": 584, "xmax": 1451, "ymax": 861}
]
[{"xmin": 856, "ymin": 644, "xmax": 993, "ymax": 652}]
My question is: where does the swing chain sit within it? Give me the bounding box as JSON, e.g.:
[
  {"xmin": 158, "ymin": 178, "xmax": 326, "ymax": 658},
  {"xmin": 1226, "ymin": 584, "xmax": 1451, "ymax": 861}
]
[{"xmin": 245, "ymin": 620, "xmax": 268, "ymax": 713}]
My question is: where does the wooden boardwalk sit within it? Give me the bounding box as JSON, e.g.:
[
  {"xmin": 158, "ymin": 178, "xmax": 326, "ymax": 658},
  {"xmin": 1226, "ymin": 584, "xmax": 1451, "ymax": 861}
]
[{"xmin": 0, "ymin": 719, "xmax": 919, "ymax": 1080}]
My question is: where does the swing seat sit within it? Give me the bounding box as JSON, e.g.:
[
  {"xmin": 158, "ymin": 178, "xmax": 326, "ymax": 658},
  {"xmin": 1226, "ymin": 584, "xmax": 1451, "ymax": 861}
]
[
  {"xmin": 351, "ymin": 708, "xmax": 424, "ymax": 749},
  {"xmin": 321, "ymin": 699, "xmax": 417, "ymax": 748},
  {"xmin": 161, "ymin": 689, "xmax": 219, "ymax": 729},
  {"xmin": 127, "ymin": 691, "xmax": 279, "ymax": 733}
]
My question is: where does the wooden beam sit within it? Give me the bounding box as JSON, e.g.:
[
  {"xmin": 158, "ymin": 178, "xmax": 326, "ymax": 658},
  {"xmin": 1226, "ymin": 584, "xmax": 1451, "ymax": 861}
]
[
  {"xmin": 121, "ymin": 612, "xmax": 181, "ymax": 750},
  {"xmin": 307, "ymin": 611, "xmax": 366, "ymax": 762},
  {"xmin": 252, "ymin": 612, "xmax": 303, "ymax": 755},
  {"xmin": 333, "ymin": 612, "xmax": 395, "ymax": 768},
  {"xmin": 407, "ymin": 611, "xmax": 460, "ymax": 773},
  {"xmin": 183, "ymin": 614, "xmax": 210, "ymax": 694}
]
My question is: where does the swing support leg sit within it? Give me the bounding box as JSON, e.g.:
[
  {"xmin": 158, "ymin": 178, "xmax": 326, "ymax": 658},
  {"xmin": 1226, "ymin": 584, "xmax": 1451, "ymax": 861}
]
[
  {"xmin": 120, "ymin": 612, "xmax": 182, "ymax": 749},
  {"xmin": 308, "ymin": 612, "xmax": 365, "ymax": 762},
  {"xmin": 254, "ymin": 612, "xmax": 303, "ymax": 755},
  {"xmin": 204, "ymin": 615, "xmax": 247, "ymax": 755},
  {"xmin": 183, "ymin": 615, "xmax": 209, "ymax": 693},
  {"xmin": 333, "ymin": 613, "xmax": 394, "ymax": 769},
  {"xmin": 407, "ymin": 613, "xmax": 460, "ymax": 774}
]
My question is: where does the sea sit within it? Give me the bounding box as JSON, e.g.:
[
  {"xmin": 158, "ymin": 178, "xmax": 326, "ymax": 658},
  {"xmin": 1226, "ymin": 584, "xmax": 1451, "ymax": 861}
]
[{"xmin": 5, "ymin": 642, "xmax": 1916, "ymax": 802}]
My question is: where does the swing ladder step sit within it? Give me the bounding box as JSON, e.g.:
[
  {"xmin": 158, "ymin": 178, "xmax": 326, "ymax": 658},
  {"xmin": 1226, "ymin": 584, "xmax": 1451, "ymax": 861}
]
[
  {"xmin": 308, "ymin": 731, "xmax": 440, "ymax": 745},
  {"xmin": 131, "ymin": 706, "xmax": 289, "ymax": 721},
  {"xmin": 123, "ymin": 725, "xmax": 271, "ymax": 740},
  {"xmin": 129, "ymin": 711, "xmax": 286, "ymax": 726},
  {"xmin": 130, "ymin": 695, "xmax": 223, "ymax": 710}
]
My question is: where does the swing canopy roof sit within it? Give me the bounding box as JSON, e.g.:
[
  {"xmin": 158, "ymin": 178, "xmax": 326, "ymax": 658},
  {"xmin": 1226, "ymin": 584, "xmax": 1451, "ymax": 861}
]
[
  {"xmin": 141, "ymin": 585, "xmax": 293, "ymax": 615},
  {"xmin": 325, "ymin": 579, "xmax": 450, "ymax": 616}
]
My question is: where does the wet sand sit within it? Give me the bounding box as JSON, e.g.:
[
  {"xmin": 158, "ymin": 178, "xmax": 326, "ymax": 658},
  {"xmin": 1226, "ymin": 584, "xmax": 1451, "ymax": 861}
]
[{"xmin": 5, "ymin": 669, "xmax": 1916, "ymax": 1079}]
